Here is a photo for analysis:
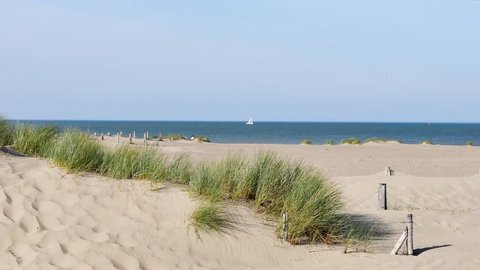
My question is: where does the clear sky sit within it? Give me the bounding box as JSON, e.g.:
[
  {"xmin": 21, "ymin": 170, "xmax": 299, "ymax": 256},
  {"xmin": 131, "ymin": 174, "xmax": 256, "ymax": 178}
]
[{"xmin": 1, "ymin": 0, "xmax": 479, "ymax": 122}]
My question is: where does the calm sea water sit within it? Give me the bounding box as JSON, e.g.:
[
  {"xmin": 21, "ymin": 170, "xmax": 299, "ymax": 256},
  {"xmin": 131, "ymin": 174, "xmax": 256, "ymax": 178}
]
[{"xmin": 11, "ymin": 121, "xmax": 480, "ymax": 145}]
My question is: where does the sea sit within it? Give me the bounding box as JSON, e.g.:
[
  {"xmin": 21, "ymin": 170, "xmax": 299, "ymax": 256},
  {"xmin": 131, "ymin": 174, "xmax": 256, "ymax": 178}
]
[{"xmin": 10, "ymin": 121, "xmax": 480, "ymax": 146}]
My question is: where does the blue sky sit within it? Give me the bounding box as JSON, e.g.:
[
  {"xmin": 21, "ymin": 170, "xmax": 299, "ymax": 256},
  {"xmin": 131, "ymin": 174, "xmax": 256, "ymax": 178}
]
[{"xmin": 1, "ymin": 0, "xmax": 479, "ymax": 122}]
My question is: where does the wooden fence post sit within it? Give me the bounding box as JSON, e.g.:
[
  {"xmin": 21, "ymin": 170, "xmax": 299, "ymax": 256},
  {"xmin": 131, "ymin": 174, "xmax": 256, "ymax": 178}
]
[
  {"xmin": 129, "ymin": 133, "xmax": 132, "ymax": 144},
  {"xmin": 385, "ymin": 166, "xmax": 394, "ymax": 176},
  {"xmin": 116, "ymin": 133, "xmax": 120, "ymax": 144},
  {"xmin": 378, "ymin": 183, "xmax": 387, "ymax": 210},
  {"xmin": 133, "ymin": 131, "xmax": 136, "ymax": 139},
  {"xmin": 107, "ymin": 132, "xmax": 111, "ymax": 136},
  {"xmin": 282, "ymin": 212, "xmax": 288, "ymax": 241},
  {"xmin": 406, "ymin": 214, "xmax": 414, "ymax": 255},
  {"xmin": 144, "ymin": 132, "xmax": 147, "ymax": 146},
  {"xmin": 101, "ymin": 133, "xmax": 104, "ymax": 140}
]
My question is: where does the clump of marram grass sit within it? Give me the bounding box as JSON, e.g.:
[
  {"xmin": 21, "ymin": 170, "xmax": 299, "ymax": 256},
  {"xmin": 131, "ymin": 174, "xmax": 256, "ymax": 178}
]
[
  {"xmin": 191, "ymin": 202, "xmax": 233, "ymax": 234},
  {"xmin": 190, "ymin": 154, "xmax": 249, "ymax": 201},
  {"xmin": 343, "ymin": 226, "xmax": 375, "ymax": 253},
  {"xmin": 164, "ymin": 134, "xmax": 187, "ymax": 141},
  {"xmin": 0, "ymin": 116, "xmax": 13, "ymax": 147},
  {"xmin": 465, "ymin": 141, "xmax": 474, "ymax": 146},
  {"xmin": 300, "ymin": 139, "xmax": 312, "ymax": 145},
  {"xmin": 12, "ymin": 125, "xmax": 58, "ymax": 157},
  {"xmin": 100, "ymin": 146, "xmax": 168, "ymax": 180},
  {"xmin": 51, "ymin": 131, "xmax": 104, "ymax": 173},
  {"xmin": 191, "ymin": 135, "xmax": 211, "ymax": 143},
  {"xmin": 324, "ymin": 139, "xmax": 336, "ymax": 145},
  {"xmin": 189, "ymin": 152, "xmax": 359, "ymax": 244},
  {"xmin": 364, "ymin": 137, "xmax": 387, "ymax": 143},
  {"xmin": 166, "ymin": 154, "xmax": 193, "ymax": 184},
  {"xmin": 341, "ymin": 137, "xmax": 362, "ymax": 145},
  {"xmin": 421, "ymin": 140, "xmax": 433, "ymax": 145}
]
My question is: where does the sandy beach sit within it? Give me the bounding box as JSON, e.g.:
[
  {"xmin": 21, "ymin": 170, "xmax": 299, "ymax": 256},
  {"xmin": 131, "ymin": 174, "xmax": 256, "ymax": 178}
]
[{"xmin": 1, "ymin": 141, "xmax": 480, "ymax": 269}]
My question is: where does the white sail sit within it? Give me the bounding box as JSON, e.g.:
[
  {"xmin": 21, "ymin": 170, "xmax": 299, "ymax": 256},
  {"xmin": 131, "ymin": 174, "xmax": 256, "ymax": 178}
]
[{"xmin": 246, "ymin": 117, "xmax": 254, "ymax": 125}]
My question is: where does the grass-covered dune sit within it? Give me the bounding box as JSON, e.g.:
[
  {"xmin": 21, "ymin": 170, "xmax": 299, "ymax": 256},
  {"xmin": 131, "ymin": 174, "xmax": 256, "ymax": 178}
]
[{"xmin": 0, "ymin": 118, "xmax": 371, "ymax": 245}]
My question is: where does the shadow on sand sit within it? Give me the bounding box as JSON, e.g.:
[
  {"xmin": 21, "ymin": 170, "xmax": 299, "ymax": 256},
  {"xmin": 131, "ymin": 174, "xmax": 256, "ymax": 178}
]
[{"xmin": 414, "ymin": 244, "xmax": 452, "ymax": 256}]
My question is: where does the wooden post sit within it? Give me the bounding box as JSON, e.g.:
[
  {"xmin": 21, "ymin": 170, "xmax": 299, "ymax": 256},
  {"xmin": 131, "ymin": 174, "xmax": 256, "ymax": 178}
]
[
  {"xmin": 282, "ymin": 212, "xmax": 288, "ymax": 241},
  {"xmin": 116, "ymin": 133, "xmax": 120, "ymax": 144},
  {"xmin": 390, "ymin": 228, "xmax": 408, "ymax": 255},
  {"xmin": 94, "ymin": 132, "xmax": 97, "ymax": 136},
  {"xmin": 101, "ymin": 133, "xmax": 104, "ymax": 140},
  {"xmin": 385, "ymin": 166, "xmax": 393, "ymax": 176},
  {"xmin": 378, "ymin": 183, "xmax": 387, "ymax": 210},
  {"xmin": 129, "ymin": 133, "xmax": 132, "ymax": 144},
  {"xmin": 133, "ymin": 131, "xmax": 136, "ymax": 139},
  {"xmin": 143, "ymin": 132, "xmax": 147, "ymax": 146},
  {"xmin": 146, "ymin": 131, "xmax": 149, "ymax": 140},
  {"xmin": 406, "ymin": 214, "xmax": 414, "ymax": 255},
  {"xmin": 107, "ymin": 132, "xmax": 111, "ymax": 136},
  {"xmin": 120, "ymin": 131, "xmax": 123, "ymax": 137}
]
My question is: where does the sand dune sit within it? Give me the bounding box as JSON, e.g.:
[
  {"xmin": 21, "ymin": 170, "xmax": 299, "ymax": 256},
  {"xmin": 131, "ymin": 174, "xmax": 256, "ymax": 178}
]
[{"xmin": 1, "ymin": 143, "xmax": 480, "ymax": 269}]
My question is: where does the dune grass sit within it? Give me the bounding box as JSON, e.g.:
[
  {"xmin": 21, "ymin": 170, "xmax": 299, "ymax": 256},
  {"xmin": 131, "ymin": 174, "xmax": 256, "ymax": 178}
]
[
  {"xmin": 11, "ymin": 125, "xmax": 58, "ymax": 157},
  {"xmin": 51, "ymin": 131, "xmax": 105, "ymax": 173},
  {"xmin": 300, "ymin": 139, "xmax": 312, "ymax": 145},
  {"xmin": 192, "ymin": 135, "xmax": 211, "ymax": 143},
  {"xmin": 341, "ymin": 137, "xmax": 362, "ymax": 145},
  {"xmin": 0, "ymin": 117, "xmax": 13, "ymax": 147},
  {"xmin": 465, "ymin": 140, "xmax": 474, "ymax": 146},
  {"xmin": 166, "ymin": 154, "xmax": 193, "ymax": 184},
  {"xmin": 364, "ymin": 137, "xmax": 387, "ymax": 143},
  {"xmin": 421, "ymin": 140, "xmax": 433, "ymax": 145},
  {"xmin": 191, "ymin": 202, "xmax": 233, "ymax": 234},
  {"xmin": 164, "ymin": 134, "xmax": 187, "ymax": 141},
  {"xmin": 100, "ymin": 146, "xmax": 168, "ymax": 180}
]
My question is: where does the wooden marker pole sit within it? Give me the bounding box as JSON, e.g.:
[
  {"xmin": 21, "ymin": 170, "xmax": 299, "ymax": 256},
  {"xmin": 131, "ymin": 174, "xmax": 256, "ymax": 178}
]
[
  {"xmin": 144, "ymin": 132, "xmax": 147, "ymax": 146},
  {"xmin": 116, "ymin": 133, "xmax": 120, "ymax": 144},
  {"xmin": 133, "ymin": 131, "xmax": 136, "ymax": 139},
  {"xmin": 101, "ymin": 133, "xmax": 104, "ymax": 140},
  {"xmin": 129, "ymin": 133, "xmax": 132, "ymax": 144},
  {"xmin": 282, "ymin": 212, "xmax": 288, "ymax": 241},
  {"xmin": 406, "ymin": 214, "xmax": 414, "ymax": 255},
  {"xmin": 378, "ymin": 183, "xmax": 387, "ymax": 210}
]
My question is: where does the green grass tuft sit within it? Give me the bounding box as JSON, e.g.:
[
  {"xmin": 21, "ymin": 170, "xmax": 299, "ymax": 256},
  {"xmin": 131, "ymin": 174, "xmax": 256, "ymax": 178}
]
[
  {"xmin": 192, "ymin": 135, "xmax": 211, "ymax": 143},
  {"xmin": 341, "ymin": 137, "xmax": 362, "ymax": 145},
  {"xmin": 101, "ymin": 146, "xmax": 168, "ymax": 180},
  {"xmin": 0, "ymin": 116, "xmax": 13, "ymax": 147},
  {"xmin": 164, "ymin": 134, "xmax": 187, "ymax": 141},
  {"xmin": 465, "ymin": 140, "xmax": 474, "ymax": 146},
  {"xmin": 51, "ymin": 131, "xmax": 104, "ymax": 173},
  {"xmin": 167, "ymin": 154, "xmax": 193, "ymax": 184},
  {"xmin": 12, "ymin": 125, "xmax": 58, "ymax": 157},
  {"xmin": 191, "ymin": 203, "xmax": 233, "ymax": 233},
  {"xmin": 364, "ymin": 137, "xmax": 387, "ymax": 143},
  {"xmin": 421, "ymin": 140, "xmax": 433, "ymax": 145},
  {"xmin": 300, "ymin": 139, "xmax": 312, "ymax": 145}
]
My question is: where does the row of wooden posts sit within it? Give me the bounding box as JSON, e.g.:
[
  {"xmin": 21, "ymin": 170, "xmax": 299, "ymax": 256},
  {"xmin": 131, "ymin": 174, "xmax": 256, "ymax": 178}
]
[
  {"xmin": 379, "ymin": 167, "xmax": 414, "ymax": 256},
  {"xmin": 94, "ymin": 131, "xmax": 151, "ymax": 146}
]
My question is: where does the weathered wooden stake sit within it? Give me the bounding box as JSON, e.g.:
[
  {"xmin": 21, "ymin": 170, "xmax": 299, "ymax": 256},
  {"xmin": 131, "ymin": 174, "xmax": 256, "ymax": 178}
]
[
  {"xmin": 101, "ymin": 133, "xmax": 104, "ymax": 140},
  {"xmin": 143, "ymin": 132, "xmax": 147, "ymax": 146},
  {"xmin": 282, "ymin": 212, "xmax": 288, "ymax": 241},
  {"xmin": 390, "ymin": 228, "xmax": 407, "ymax": 255},
  {"xmin": 116, "ymin": 133, "xmax": 120, "ymax": 144},
  {"xmin": 406, "ymin": 214, "xmax": 414, "ymax": 255},
  {"xmin": 146, "ymin": 131, "xmax": 149, "ymax": 139},
  {"xmin": 385, "ymin": 166, "xmax": 394, "ymax": 176},
  {"xmin": 120, "ymin": 131, "xmax": 123, "ymax": 137},
  {"xmin": 378, "ymin": 183, "xmax": 387, "ymax": 210},
  {"xmin": 129, "ymin": 133, "xmax": 132, "ymax": 144},
  {"xmin": 107, "ymin": 132, "xmax": 111, "ymax": 136},
  {"xmin": 133, "ymin": 131, "xmax": 136, "ymax": 139}
]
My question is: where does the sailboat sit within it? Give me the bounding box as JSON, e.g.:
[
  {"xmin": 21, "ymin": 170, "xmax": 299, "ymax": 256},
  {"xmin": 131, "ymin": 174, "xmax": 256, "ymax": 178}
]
[{"xmin": 246, "ymin": 117, "xmax": 254, "ymax": 125}]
